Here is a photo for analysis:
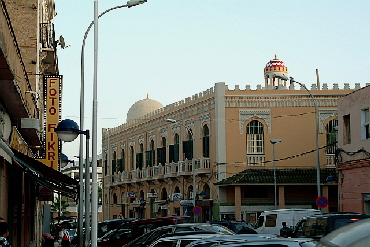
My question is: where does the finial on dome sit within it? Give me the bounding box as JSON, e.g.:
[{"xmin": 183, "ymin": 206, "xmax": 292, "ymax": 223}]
[{"xmin": 275, "ymin": 54, "xmax": 278, "ymax": 60}]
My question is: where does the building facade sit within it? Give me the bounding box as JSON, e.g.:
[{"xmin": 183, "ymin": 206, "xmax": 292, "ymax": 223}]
[
  {"xmin": 102, "ymin": 56, "xmax": 360, "ymax": 223},
  {"xmin": 337, "ymin": 85, "xmax": 370, "ymax": 213},
  {"xmin": 0, "ymin": 1, "xmax": 77, "ymax": 246}
]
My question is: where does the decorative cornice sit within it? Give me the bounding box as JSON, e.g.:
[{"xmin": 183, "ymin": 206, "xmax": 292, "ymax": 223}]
[
  {"xmin": 128, "ymin": 137, "xmax": 135, "ymax": 147},
  {"xmin": 239, "ymin": 109, "xmax": 271, "ymax": 134},
  {"xmin": 319, "ymin": 109, "xmax": 337, "ymax": 133},
  {"xmin": 138, "ymin": 134, "xmax": 145, "ymax": 144}
]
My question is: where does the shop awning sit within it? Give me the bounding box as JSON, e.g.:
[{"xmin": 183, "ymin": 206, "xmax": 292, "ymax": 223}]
[{"xmin": 11, "ymin": 148, "xmax": 78, "ymax": 198}]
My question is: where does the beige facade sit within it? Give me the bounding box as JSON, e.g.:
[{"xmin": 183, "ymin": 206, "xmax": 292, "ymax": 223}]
[
  {"xmin": 337, "ymin": 85, "xmax": 370, "ymax": 213},
  {"xmin": 102, "ymin": 57, "xmax": 359, "ymax": 222}
]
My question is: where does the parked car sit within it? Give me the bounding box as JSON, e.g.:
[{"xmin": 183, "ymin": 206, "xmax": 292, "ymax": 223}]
[
  {"xmin": 209, "ymin": 221, "xmax": 257, "ymax": 234},
  {"xmin": 148, "ymin": 232, "xmax": 226, "ymax": 247},
  {"xmin": 317, "ymin": 218, "xmax": 370, "ymax": 247},
  {"xmin": 208, "ymin": 238, "xmax": 316, "ymax": 247},
  {"xmin": 97, "ymin": 218, "xmax": 139, "ymax": 238},
  {"xmin": 293, "ymin": 212, "xmax": 370, "ymax": 241},
  {"xmin": 185, "ymin": 233, "xmax": 277, "ymax": 247},
  {"xmin": 123, "ymin": 223, "xmax": 235, "ymax": 247},
  {"xmin": 97, "ymin": 216, "xmax": 191, "ymax": 247}
]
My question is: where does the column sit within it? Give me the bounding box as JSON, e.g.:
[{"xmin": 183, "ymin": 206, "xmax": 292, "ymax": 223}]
[
  {"xmin": 278, "ymin": 186, "xmax": 286, "ymax": 209},
  {"xmin": 235, "ymin": 186, "xmax": 242, "ymax": 221}
]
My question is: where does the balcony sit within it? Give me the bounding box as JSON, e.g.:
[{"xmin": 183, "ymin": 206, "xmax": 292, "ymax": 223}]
[
  {"xmin": 326, "ymin": 154, "xmax": 336, "ymax": 167},
  {"xmin": 106, "ymin": 157, "xmax": 212, "ymax": 186},
  {"xmin": 247, "ymin": 155, "xmax": 265, "ymax": 166}
]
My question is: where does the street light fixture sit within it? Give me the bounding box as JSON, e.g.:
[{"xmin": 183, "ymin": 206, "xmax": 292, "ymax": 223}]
[
  {"xmin": 166, "ymin": 119, "xmax": 196, "ymax": 221},
  {"xmin": 54, "ymin": 119, "xmax": 90, "ymax": 245},
  {"xmin": 275, "ymin": 75, "xmax": 321, "ymax": 201},
  {"xmin": 270, "ymin": 139, "xmax": 281, "ymax": 209}
]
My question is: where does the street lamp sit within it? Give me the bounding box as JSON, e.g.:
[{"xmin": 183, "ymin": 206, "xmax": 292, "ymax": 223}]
[
  {"xmin": 80, "ymin": 1, "xmax": 148, "ymax": 246},
  {"xmin": 275, "ymin": 75, "xmax": 321, "ymax": 201},
  {"xmin": 270, "ymin": 139, "xmax": 281, "ymax": 209},
  {"xmin": 54, "ymin": 119, "xmax": 90, "ymax": 245},
  {"xmin": 166, "ymin": 119, "xmax": 196, "ymax": 221}
]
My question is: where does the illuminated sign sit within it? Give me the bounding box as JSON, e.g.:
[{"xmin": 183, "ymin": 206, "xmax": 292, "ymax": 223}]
[{"xmin": 37, "ymin": 76, "xmax": 62, "ymax": 170}]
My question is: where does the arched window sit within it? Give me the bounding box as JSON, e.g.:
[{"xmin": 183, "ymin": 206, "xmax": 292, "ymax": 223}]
[
  {"xmin": 174, "ymin": 186, "xmax": 180, "ymax": 194},
  {"xmin": 119, "ymin": 149, "xmax": 125, "ymax": 172},
  {"xmin": 188, "ymin": 185, "xmax": 194, "ymax": 200},
  {"xmin": 104, "ymin": 153, "xmax": 108, "ymax": 175},
  {"xmin": 161, "ymin": 188, "xmax": 168, "ymax": 200},
  {"xmin": 202, "ymin": 184, "xmax": 210, "ymax": 199},
  {"xmin": 158, "ymin": 137, "xmax": 166, "ymax": 165},
  {"xmin": 113, "ymin": 193, "xmax": 117, "ymax": 204},
  {"xmin": 136, "ymin": 143, "xmax": 144, "ymax": 169},
  {"xmin": 112, "ymin": 151, "xmax": 117, "ymax": 175},
  {"xmin": 326, "ymin": 119, "xmax": 338, "ymax": 154},
  {"xmin": 130, "ymin": 146, "xmax": 135, "ymax": 169},
  {"xmin": 184, "ymin": 129, "xmax": 194, "ymax": 160},
  {"xmin": 203, "ymin": 125, "xmax": 210, "ymax": 158},
  {"xmin": 146, "ymin": 140, "xmax": 155, "ymax": 167},
  {"xmin": 246, "ymin": 120, "xmax": 264, "ymax": 154}
]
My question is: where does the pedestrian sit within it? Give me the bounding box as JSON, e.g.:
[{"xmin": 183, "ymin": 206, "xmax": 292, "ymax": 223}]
[
  {"xmin": 57, "ymin": 226, "xmax": 70, "ymax": 247},
  {"xmin": 42, "ymin": 233, "xmax": 55, "ymax": 247},
  {"xmin": 280, "ymin": 222, "xmax": 293, "ymax": 238},
  {"xmin": 0, "ymin": 222, "xmax": 11, "ymax": 247}
]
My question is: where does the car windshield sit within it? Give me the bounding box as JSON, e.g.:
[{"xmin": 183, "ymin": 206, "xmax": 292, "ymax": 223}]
[{"xmin": 234, "ymin": 222, "xmax": 253, "ymax": 231}]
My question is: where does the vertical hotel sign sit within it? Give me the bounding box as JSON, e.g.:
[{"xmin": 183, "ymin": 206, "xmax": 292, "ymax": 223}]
[{"xmin": 37, "ymin": 75, "xmax": 62, "ymax": 170}]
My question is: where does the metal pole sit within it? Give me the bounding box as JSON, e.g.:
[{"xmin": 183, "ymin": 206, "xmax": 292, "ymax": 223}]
[
  {"xmin": 273, "ymin": 143, "xmax": 277, "ymax": 209},
  {"xmin": 293, "ymin": 79, "xmax": 321, "ymax": 199},
  {"xmin": 84, "ymin": 130, "xmax": 90, "ymax": 246},
  {"xmin": 91, "ymin": 1, "xmax": 99, "ymax": 246}
]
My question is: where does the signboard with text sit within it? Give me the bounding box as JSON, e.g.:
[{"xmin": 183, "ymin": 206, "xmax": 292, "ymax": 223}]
[{"xmin": 37, "ymin": 76, "xmax": 62, "ymax": 170}]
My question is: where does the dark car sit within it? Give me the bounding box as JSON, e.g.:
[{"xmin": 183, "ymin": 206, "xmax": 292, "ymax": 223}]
[
  {"xmin": 293, "ymin": 213, "xmax": 370, "ymax": 241},
  {"xmin": 97, "ymin": 216, "xmax": 191, "ymax": 247},
  {"xmin": 97, "ymin": 218, "xmax": 139, "ymax": 238},
  {"xmin": 209, "ymin": 221, "xmax": 257, "ymax": 234},
  {"xmin": 123, "ymin": 223, "xmax": 235, "ymax": 247}
]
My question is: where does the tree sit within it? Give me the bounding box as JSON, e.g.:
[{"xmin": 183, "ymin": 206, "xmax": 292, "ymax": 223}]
[{"xmin": 51, "ymin": 196, "xmax": 70, "ymax": 214}]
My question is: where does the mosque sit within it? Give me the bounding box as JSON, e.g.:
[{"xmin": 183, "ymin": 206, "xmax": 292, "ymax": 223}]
[{"xmin": 101, "ymin": 56, "xmax": 360, "ymax": 222}]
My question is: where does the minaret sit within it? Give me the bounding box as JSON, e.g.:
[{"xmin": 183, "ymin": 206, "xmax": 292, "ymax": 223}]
[{"xmin": 264, "ymin": 55, "xmax": 288, "ymax": 90}]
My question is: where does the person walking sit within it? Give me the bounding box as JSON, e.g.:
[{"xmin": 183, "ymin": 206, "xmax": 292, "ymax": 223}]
[
  {"xmin": 57, "ymin": 226, "xmax": 70, "ymax": 247},
  {"xmin": 0, "ymin": 222, "xmax": 11, "ymax": 247}
]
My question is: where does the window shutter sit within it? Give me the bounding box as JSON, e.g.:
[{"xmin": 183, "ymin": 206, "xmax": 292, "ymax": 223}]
[
  {"xmin": 174, "ymin": 143, "xmax": 179, "ymax": 162},
  {"xmin": 169, "ymin": 145, "xmax": 174, "ymax": 163}
]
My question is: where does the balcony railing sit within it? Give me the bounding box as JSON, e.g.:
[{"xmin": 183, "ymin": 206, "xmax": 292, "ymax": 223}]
[
  {"xmin": 247, "ymin": 155, "xmax": 265, "ymax": 166},
  {"xmin": 326, "ymin": 154, "xmax": 336, "ymax": 167},
  {"xmin": 40, "ymin": 23, "xmax": 55, "ymax": 49},
  {"xmin": 108, "ymin": 157, "xmax": 211, "ymax": 185}
]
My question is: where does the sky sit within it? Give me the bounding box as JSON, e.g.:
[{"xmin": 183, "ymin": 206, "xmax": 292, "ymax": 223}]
[{"xmin": 53, "ymin": 0, "xmax": 370, "ymax": 161}]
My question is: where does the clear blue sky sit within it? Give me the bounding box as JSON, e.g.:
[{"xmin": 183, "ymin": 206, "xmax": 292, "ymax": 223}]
[{"xmin": 53, "ymin": 0, "xmax": 370, "ymax": 160}]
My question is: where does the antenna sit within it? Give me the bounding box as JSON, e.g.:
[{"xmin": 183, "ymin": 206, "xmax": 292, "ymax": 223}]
[{"xmin": 316, "ymin": 69, "xmax": 320, "ymax": 90}]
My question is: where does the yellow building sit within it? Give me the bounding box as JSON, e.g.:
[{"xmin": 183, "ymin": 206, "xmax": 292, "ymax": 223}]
[{"xmin": 102, "ymin": 56, "xmax": 360, "ymax": 222}]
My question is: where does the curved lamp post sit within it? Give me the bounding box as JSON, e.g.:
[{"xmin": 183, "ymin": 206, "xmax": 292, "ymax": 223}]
[
  {"xmin": 54, "ymin": 119, "xmax": 90, "ymax": 245},
  {"xmin": 275, "ymin": 75, "xmax": 321, "ymax": 202},
  {"xmin": 80, "ymin": 1, "xmax": 148, "ymax": 246},
  {"xmin": 166, "ymin": 119, "xmax": 196, "ymax": 221}
]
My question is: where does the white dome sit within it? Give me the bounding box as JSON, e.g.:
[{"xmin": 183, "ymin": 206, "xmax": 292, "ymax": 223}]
[{"xmin": 126, "ymin": 97, "xmax": 163, "ymax": 123}]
